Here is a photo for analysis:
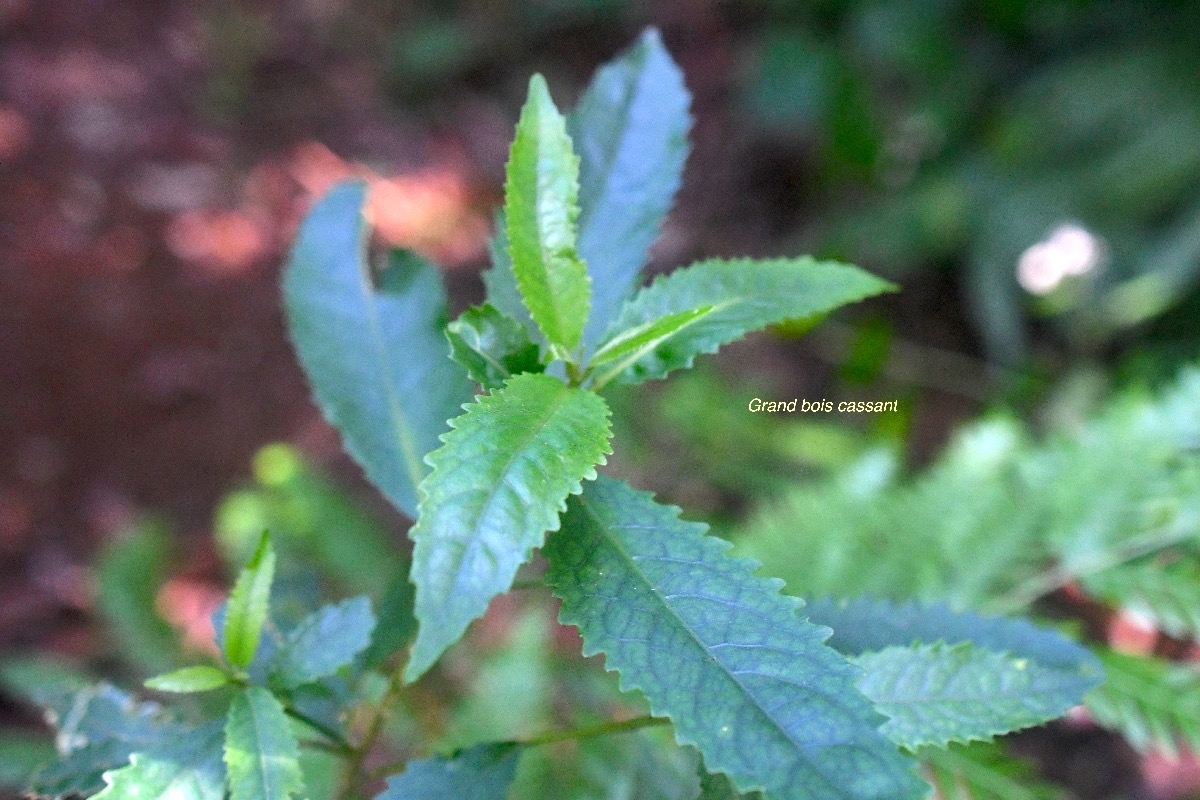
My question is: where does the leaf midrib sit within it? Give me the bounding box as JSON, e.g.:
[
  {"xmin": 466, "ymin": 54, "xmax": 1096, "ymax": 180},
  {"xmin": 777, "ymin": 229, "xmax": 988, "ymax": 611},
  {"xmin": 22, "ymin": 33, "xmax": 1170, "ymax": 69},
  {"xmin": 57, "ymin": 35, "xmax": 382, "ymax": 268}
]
[
  {"xmin": 575, "ymin": 498, "xmax": 858, "ymax": 798},
  {"xmin": 244, "ymin": 691, "xmax": 283, "ymax": 799}
]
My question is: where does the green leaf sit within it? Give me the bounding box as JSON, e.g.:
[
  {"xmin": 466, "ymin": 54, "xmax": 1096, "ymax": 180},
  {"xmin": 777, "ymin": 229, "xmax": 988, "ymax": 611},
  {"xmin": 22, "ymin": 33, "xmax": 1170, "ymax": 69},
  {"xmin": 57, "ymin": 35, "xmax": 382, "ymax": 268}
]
[
  {"xmin": 145, "ymin": 666, "xmax": 231, "ymax": 694},
  {"xmin": 505, "ymin": 74, "xmax": 591, "ymax": 356},
  {"xmin": 94, "ymin": 722, "xmax": 225, "ymax": 800},
  {"xmin": 363, "ymin": 572, "xmax": 417, "ymax": 668},
  {"xmin": 375, "ymin": 743, "xmax": 520, "ymax": 800},
  {"xmin": 544, "ymin": 476, "xmax": 924, "ymax": 800},
  {"xmin": 0, "ymin": 732, "xmax": 54, "ymax": 789},
  {"xmin": 482, "ymin": 210, "xmax": 539, "ymax": 342},
  {"xmin": 271, "ymin": 596, "xmax": 376, "ymax": 689},
  {"xmin": 95, "ymin": 519, "xmax": 180, "ymax": 673},
  {"xmin": 223, "ymin": 533, "xmax": 276, "ymax": 670},
  {"xmin": 598, "ymin": 258, "xmax": 894, "ymax": 385},
  {"xmin": 587, "ymin": 306, "xmax": 713, "ymax": 389},
  {"xmin": 446, "ymin": 304, "xmax": 542, "ymax": 390},
  {"xmin": 920, "ymin": 742, "xmax": 1066, "ymax": 800},
  {"xmin": 224, "ymin": 687, "xmax": 304, "ymax": 800},
  {"xmin": 511, "ymin": 730, "xmax": 699, "ymax": 800},
  {"xmin": 284, "ymin": 181, "xmax": 473, "ymax": 518},
  {"xmin": 854, "ymin": 642, "xmax": 1093, "ymax": 749},
  {"xmin": 804, "ymin": 597, "xmax": 1100, "ymax": 672},
  {"xmin": 1086, "ymin": 648, "xmax": 1200, "ymax": 756},
  {"xmin": 1085, "ymin": 559, "xmax": 1200, "ymax": 641},
  {"xmin": 698, "ymin": 770, "xmax": 764, "ymax": 800},
  {"xmin": 567, "ymin": 27, "xmax": 692, "ymax": 348},
  {"xmin": 406, "ymin": 373, "xmax": 612, "ymax": 682}
]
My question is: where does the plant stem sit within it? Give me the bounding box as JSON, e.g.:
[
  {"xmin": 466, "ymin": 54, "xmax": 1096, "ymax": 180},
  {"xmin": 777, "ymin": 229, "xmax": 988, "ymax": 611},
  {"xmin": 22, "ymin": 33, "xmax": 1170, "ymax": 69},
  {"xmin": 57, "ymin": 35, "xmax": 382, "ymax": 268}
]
[
  {"xmin": 285, "ymin": 707, "xmax": 354, "ymax": 754},
  {"xmin": 520, "ymin": 715, "xmax": 668, "ymax": 747},
  {"xmin": 337, "ymin": 666, "xmax": 408, "ymax": 799}
]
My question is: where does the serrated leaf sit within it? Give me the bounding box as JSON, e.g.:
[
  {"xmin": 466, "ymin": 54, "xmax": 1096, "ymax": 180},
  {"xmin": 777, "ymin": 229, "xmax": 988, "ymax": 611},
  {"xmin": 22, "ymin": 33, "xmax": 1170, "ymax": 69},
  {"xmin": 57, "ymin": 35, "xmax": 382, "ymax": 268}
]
[
  {"xmin": 284, "ymin": 181, "xmax": 473, "ymax": 518},
  {"xmin": 1085, "ymin": 559, "xmax": 1200, "ymax": 641},
  {"xmin": 854, "ymin": 642, "xmax": 1093, "ymax": 749},
  {"xmin": 544, "ymin": 476, "xmax": 924, "ymax": 800},
  {"xmin": 374, "ymin": 743, "xmax": 520, "ymax": 800},
  {"xmin": 223, "ymin": 533, "xmax": 275, "ymax": 670},
  {"xmin": 920, "ymin": 741, "xmax": 1066, "ymax": 800},
  {"xmin": 271, "ymin": 596, "xmax": 376, "ymax": 689},
  {"xmin": 94, "ymin": 721, "xmax": 225, "ymax": 800},
  {"xmin": 804, "ymin": 597, "xmax": 1100, "ymax": 673},
  {"xmin": 31, "ymin": 740, "xmax": 146, "ymax": 798},
  {"xmin": 599, "ymin": 258, "xmax": 894, "ymax": 384},
  {"xmin": 145, "ymin": 666, "xmax": 231, "ymax": 694},
  {"xmin": 587, "ymin": 306, "xmax": 713, "ymax": 388},
  {"xmin": 224, "ymin": 687, "xmax": 304, "ymax": 800},
  {"xmin": 1085, "ymin": 648, "xmax": 1200, "ymax": 756},
  {"xmin": 505, "ymin": 74, "xmax": 591, "ymax": 355},
  {"xmin": 482, "ymin": 210, "xmax": 540, "ymax": 342},
  {"xmin": 406, "ymin": 373, "xmax": 611, "ymax": 681},
  {"xmin": 446, "ymin": 303, "xmax": 543, "ymax": 390},
  {"xmin": 698, "ymin": 770, "xmax": 764, "ymax": 800},
  {"xmin": 567, "ymin": 27, "xmax": 692, "ymax": 348}
]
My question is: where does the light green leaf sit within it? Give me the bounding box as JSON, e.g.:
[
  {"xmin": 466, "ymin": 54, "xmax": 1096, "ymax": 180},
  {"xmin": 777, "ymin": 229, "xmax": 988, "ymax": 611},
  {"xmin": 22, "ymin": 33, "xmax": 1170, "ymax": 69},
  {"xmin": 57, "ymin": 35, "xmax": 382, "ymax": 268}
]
[
  {"xmin": 224, "ymin": 687, "xmax": 304, "ymax": 800},
  {"xmin": 587, "ymin": 306, "xmax": 713, "ymax": 389},
  {"xmin": 284, "ymin": 181, "xmax": 473, "ymax": 518},
  {"xmin": 94, "ymin": 722, "xmax": 225, "ymax": 800},
  {"xmin": 803, "ymin": 597, "xmax": 1101, "ymax": 673},
  {"xmin": 505, "ymin": 74, "xmax": 591, "ymax": 356},
  {"xmin": 374, "ymin": 743, "xmax": 520, "ymax": 800},
  {"xmin": 598, "ymin": 257, "xmax": 894, "ymax": 384},
  {"xmin": 1086, "ymin": 648, "xmax": 1200, "ymax": 756},
  {"xmin": 446, "ymin": 304, "xmax": 542, "ymax": 390},
  {"xmin": 271, "ymin": 596, "xmax": 376, "ymax": 689},
  {"xmin": 544, "ymin": 476, "xmax": 924, "ymax": 800},
  {"xmin": 95, "ymin": 519, "xmax": 179, "ymax": 674},
  {"xmin": 406, "ymin": 373, "xmax": 612, "ymax": 682},
  {"xmin": 145, "ymin": 666, "xmax": 231, "ymax": 694},
  {"xmin": 920, "ymin": 741, "xmax": 1066, "ymax": 800},
  {"xmin": 567, "ymin": 27, "xmax": 692, "ymax": 347},
  {"xmin": 854, "ymin": 642, "xmax": 1093, "ymax": 749},
  {"xmin": 223, "ymin": 533, "xmax": 275, "ymax": 671},
  {"xmin": 481, "ymin": 210, "xmax": 539, "ymax": 342}
]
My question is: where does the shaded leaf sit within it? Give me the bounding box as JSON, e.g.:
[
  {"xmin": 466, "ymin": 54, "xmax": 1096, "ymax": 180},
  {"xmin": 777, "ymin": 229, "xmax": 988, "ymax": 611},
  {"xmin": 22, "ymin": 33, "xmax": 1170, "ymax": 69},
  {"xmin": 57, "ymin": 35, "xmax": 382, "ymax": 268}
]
[
  {"xmin": 545, "ymin": 476, "xmax": 924, "ymax": 800},
  {"xmin": 446, "ymin": 303, "xmax": 542, "ymax": 390},
  {"xmin": 599, "ymin": 258, "xmax": 893, "ymax": 384},
  {"xmin": 284, "ymin": 181, "xmax": 473, "ymax": 518},
  {"xmin": 363, "ymin": 571, "xmax": 418, "ymax": 668},
  {"xmin": 920, "ymin": 741, "xmax": 1066, "ymax": 800},
  {"xmin": 1085, "ymin": 559, "xmax": 1200, "ymax": 641},
  {"xmin": 406, "ymin": 373, "xmax": 612, "ymax": 682},
  {"xmin": 95, "ymin": 519, "xmax": 180, "ymax": 674},
  {"xmin": 375, "ymin": 743, "xmax": 520, "ymax": 800},
  {"xmin": 272, "ymin": 596, "xmax": 376, "ymax": 689},
  {"xmin": 855, "ymin": 643, "xmax": 1096, "ymax": 749},
  {"xmin": 567, "ymin": 27, "xmax": 692, "ymax": 347},
  {"xmin": 505, "ymin": 75, "xmax": 591, "ymax": 356},
  {"xmin": 1086, "ymin": 649, "xmax": 1200, "ymax": 756},
  {"xmin": 224, "ymin": 687, "xmax": 304, "ymax": 800},
  {"xmin": 94, "ymin": 722, "xmax": 225, "ymax": 800}
]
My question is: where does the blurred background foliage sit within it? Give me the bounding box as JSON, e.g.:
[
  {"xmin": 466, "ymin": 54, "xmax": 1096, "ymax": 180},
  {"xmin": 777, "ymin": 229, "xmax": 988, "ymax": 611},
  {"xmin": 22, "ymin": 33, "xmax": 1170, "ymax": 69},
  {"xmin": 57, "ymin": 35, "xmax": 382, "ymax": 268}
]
[{"xmin": 4, "ymin": 0, "xmax": 1200, "ymax": 797}]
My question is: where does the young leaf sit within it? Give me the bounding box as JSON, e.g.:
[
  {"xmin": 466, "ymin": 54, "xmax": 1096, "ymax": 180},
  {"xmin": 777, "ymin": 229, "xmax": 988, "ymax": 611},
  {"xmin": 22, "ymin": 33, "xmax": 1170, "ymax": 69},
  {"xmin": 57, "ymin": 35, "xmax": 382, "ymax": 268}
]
[
  {"xmin": 145, "ymin": 666, "xmax": 231, "ymax": 694},
  {"xmin": 544, "ymin": 476, "xmax": 924, "ymax": 800},
  {"xmin": 406, "ymin": 373, "xmax": 612, "ymax": 682},
  {"xmin": 271, "ymin": 596, "xmax": 376, "ymax": 689},
  {"xmin": 567, "ymin": 27, "xmax": 692, "ymax": 347},
  {"xmin": 596, "ymin": 257, "xmax": 894, "ymax": 385},
  {"xmin": 374, "ymin": 743, "xmax": 520, "ymax": 800},
  {"xmin": 94, "ymin": 722, "xmax": 226, "ymax": 800},
  {"xmin": 446, "ymin": 304, "xmax": 543, "ymax": 390},
  {"xmin": 284, "ymin": 181, "xmax": 473, "ymax": 518},
  {"xmin": 224, "ymin": 687, "xmax": 304, "ymax": 800},
  {"xmin": 223, "ymin": 533, "xmax": 275, "ymax": 671},
  {"xmin": 803, "ymin": 597, "xmax": 1100, "ymax": 673},
  {"xmin": 505, "ymin": 74, "xmax": 591, "ymax": 356},
  {"xmin": 587, "ymin": 306, "xmax": 713, "ymax": 388},
  {"xmin": 854, "ymin": 642, "xmax": 1094, "ymax": 750},
  {"xmin": 481, "ymin": 210, "xmax": 539, "ymax": 341}
]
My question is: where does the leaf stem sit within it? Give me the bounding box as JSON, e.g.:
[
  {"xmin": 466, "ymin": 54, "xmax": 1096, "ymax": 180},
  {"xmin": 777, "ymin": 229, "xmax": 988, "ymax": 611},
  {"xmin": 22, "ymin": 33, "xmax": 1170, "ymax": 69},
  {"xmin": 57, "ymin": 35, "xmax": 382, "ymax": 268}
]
[
  {"xmin": 337, "ymin": 665, "xmax": 408, "ymax": 799},
  {"xmin": 520, "ymin": 715, "xmax": 669, "ymax": 747},
  {"xmin": 285, "ymin": 706, "xmax": 354, "ymax": 754}
]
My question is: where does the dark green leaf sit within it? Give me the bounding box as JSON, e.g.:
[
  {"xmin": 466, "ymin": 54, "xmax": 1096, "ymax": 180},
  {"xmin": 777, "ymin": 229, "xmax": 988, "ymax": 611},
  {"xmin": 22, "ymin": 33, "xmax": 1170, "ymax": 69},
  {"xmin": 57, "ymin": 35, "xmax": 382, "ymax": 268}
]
[
  {"xmin": 855, "ymin": 643, "xmax": 1094, "ymax": 749},
  {"xmin": 375, "ymin": 743, "xmax": 520, "ymax": 800},
  {"xmin": 920, "ymin": 742, "xmax": 1066, "ymax": 800},
  {"xmin": 505, "ymin": 74, "xmax": 591, "ymax": 356},
  {"xmin": 567, "ymin": 27, "xmax": 692, "ymax": 348},
  {"xmin": 446, "ymin": 303, "xmax": 542, "ymax": 390},
  {"xmin": 406, "ymin": 373, "xmax": 612, "ymax": 681},
  {"xmin": 511, "ymin": 730, "xmax": 699, "ymax": 800},
  {"xmin": 94, "ymin": 722, "xmax": 225, "ymax": 800},
  {"xmin": 363, "ymin": 571, "xmax": 418, "ymax": 668},
  {"xmin": 223, "ymin": 533, "xmax": 276, "ymax": 670},
  {"xmin": 545, "ymin": 476, "xmax": 924, "ymax": 800},
  {"xmin": 0, "ymin": 731, "xmax": 54, "ymax": 789},
  {"xmin": 145, "ymin": 666, "xmax": 231, "ymax": 694},
  {"xmin": 598, "ymin": 258, "xmax": 894, "ymax": 385},
  {"xmin": 284, "ymin": 181, "xmax": 473, "ymax": 518},
  {"xmin": 1086, "ymin": 648, "xmax": 1200, "ymax": 756},
  {"xmin": 224, "ymin": 687, "xmax": 304, "ymax": 800},
  {"xmin": 272, "ymin": 596, "xmax": 376, "ymax": 689}
]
